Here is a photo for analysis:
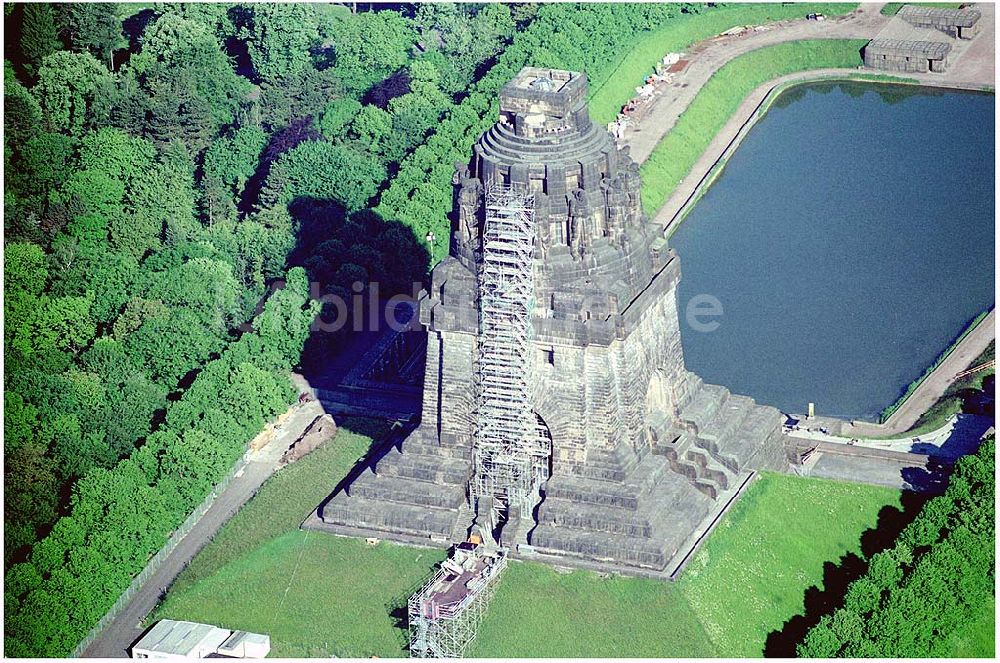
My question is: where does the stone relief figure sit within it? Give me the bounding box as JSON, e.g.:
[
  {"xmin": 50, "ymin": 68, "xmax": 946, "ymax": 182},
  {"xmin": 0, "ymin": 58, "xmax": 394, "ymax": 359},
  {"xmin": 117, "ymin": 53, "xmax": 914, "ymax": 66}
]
[
  {"xmin": 601, "ymin": 174, "xmax": 629, "ymax": 248},
  {"xmin": 453, "ymin": 161, "xmax": 471, "ymax": 183},
  {"xmin": 534, "ymin": 191, "xmax": 551, "ymax": 259},
  {"xmin": 623, "ymin": 160, "xmax": 642, "ymax": 216},
  {"xmin": 454, "ymin": 161, "xmax": 483, "ymax": 246},
  {"xmin": 566, "ymin": 188, "xmax": 590, "ymax": 260}
]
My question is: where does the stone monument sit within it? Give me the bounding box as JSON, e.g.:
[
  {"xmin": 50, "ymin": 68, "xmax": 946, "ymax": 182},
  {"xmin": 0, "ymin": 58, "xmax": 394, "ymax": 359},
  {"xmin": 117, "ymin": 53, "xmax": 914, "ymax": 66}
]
[{"xmin": 314, "ymin": 68, "xmax": 788, "ymax": 575}]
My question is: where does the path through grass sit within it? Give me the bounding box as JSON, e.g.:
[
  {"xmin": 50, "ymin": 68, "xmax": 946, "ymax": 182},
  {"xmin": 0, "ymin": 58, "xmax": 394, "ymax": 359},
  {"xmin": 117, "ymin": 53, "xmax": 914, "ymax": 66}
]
[
  {"xmin": 156, "ymin": 443, "xmax": 902, "ymax": 657},
  {"xmin": 165, "ymin": 418, "xmax": 389, "ymax": 596},
  {"xmin": 155, "ymin": 418, "xmax": 447, "ymax": 657}
]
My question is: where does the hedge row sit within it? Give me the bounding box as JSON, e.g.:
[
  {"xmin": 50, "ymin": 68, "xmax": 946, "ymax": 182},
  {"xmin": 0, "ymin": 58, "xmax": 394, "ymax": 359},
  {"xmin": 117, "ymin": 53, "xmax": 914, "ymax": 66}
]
[
  {"xmin": 4, "ymin": 269, "xmax": 319, "ymax": 657},
  {"xmin": 798, "ymin": 436, "xmax": 995, "ymax": 657},
  {"xmin": 586, "ymin": 3, "xmax": 859, "ymax": 125}
]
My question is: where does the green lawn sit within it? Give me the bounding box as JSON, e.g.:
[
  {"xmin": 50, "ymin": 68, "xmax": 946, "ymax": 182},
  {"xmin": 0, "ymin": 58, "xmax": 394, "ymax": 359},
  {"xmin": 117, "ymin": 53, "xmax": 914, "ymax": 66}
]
[
  {"xmin": 588, "ymin": 3, "xmax": 859, "ymax": 124},
  {"xmin": 641, "ymin": 39, "xmax": 868, "ymax": 218},
  {"xmin": 469, "ymin": 562, "xmax": 715, "ymax": 658},
  {"xmin": 155, "ymin": 434, "xmax": 905, "ymax": 658},
  {"xmin": 155, "ymin": 418, "xmax": 447, "ymax": 658},
  {"xmin": 934, "ymin": 596, "xmax": 996, "ymax": 657},
  {"xmin": 474, "ymin": 473, "xmax": 902, "ymax": 658},
  {"xmin": 676, "ymin": 473, "xmax": 900, "ymax": 657},
  {"xmin": 157, "ymin": 531, "xmax": 443, "ymax": 658},
  {"xmin": 147, "ymin": 19, "xmax": 981, "ymax": 654},
  {"xmin": 165, "ymin": 417, "xmax": 390, "ymax": 596}
]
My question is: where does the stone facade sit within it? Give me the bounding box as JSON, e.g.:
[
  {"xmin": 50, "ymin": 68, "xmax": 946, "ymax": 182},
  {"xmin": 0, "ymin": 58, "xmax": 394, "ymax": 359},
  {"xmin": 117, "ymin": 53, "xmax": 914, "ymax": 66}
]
[
  {"xmin": 864, "ymin": 38, "xmax": 952, "ymax": 73},
  {"xmin": 314, "ymin": 67, "xmax": 788, "ymax": 574},
  {"xmin": 899, "ymin": 5, "xmax": 981, "ymax": 39}
]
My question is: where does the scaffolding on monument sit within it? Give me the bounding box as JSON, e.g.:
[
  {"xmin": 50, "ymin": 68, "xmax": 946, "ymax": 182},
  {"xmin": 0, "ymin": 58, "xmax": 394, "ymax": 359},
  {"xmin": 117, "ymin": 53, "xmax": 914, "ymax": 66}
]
[
  {"xmin": 472, "ymin": 184, "xmax": 550, "ymax": 525},
  {"xmin": 407, "ymin": 546, "xmax": 508, "ymax": 658}
]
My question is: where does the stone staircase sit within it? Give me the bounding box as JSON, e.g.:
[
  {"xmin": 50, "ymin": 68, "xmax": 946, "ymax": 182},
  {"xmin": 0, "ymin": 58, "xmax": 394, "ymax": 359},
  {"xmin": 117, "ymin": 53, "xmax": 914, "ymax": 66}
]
[
  {"xmin": 314, "ymin": 378, "xmax": 788, "ymax": 570},
  {"xmin": 651, "ymin": 381, "xmax": 786, "ymax": 500},
  {"xmin": 528, "ymin": 448, "xmax": 714, "ymax": 571},
  {"xmin": 450, "ymin": 501, "xmax": 476, "ymax": 542}
]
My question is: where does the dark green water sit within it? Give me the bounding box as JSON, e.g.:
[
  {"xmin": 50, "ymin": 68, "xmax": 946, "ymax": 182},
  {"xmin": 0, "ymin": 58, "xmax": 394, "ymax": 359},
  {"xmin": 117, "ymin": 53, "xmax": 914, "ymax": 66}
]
[{"xmin": 670, "ymin": 81, "xmax": 995, "ymax": 421}]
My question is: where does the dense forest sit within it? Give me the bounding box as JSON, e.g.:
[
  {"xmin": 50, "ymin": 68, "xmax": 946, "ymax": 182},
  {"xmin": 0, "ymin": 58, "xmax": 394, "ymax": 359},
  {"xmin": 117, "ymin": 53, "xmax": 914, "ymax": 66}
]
[{"xmin": 4, "ymin": 2, "xmax": 722, "ymax": 655}]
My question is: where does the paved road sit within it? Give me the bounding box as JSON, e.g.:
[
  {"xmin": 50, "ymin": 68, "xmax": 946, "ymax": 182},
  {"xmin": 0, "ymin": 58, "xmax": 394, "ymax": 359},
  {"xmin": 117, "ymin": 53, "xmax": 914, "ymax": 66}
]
[
  {"xmin": 82, "ymin": 400, "xmax": 325, "ymax": 658},
  {"xmin": 79, "ymin": 6, "xmax": 997, "ymax": 655},
  {"xmin": 624, "ymin": 1, "xmax": 994, "ymax": 438},
  {"xmin": 789, "ymin": 413, "xmax": 993, "ymax": 458},
  {"xmin": 787, "ymin": 413, "xmax": 993, "ymax": 490}
]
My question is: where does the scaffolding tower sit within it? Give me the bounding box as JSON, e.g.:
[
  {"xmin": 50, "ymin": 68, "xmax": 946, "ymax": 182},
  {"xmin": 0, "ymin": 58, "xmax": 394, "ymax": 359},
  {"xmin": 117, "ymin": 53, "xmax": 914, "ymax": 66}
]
[
  {"xmin": 408, "ymin": 545, "xmax": 508, "ymax": 658},
  {"xmin": 472, "ymin": 184, "xmax": 549, "ymax": 525}
]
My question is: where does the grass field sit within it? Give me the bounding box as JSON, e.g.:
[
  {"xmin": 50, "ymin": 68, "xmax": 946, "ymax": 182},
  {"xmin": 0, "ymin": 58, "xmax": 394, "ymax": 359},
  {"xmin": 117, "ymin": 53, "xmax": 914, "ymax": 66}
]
[
  {"xmin": 473, "ymin": 473, "xmax": 901, "ymax": 658},
  {"xmin": 157, "ymin": 531, "xmax": 443, "ymax": 657},
  {"xmin": 469, "ymin": 562, "xmax": 716, "ymax": 658},
  {"xmin": 640, "ymin": 39, "xmax": 868, "ymax": 217},
  {"xmin": 155, "ymin": 418, "xmax": 447, "ymax": 657},
  {"xmin": 155, "ymin": 427, "xmax": 908, "ymax": 658},
  {"xmin": 934, "ymin": 596, "xmax": 996, "ymax": 657},
  {"xmin": 588, "ymin": 3, "xmax": 859, "ymax": 124},
  {"xmin": 149, "ymin": 9, "xmax": 988, "ymax": 654},
  {"xmin": 676, "ymin": 473, "xmax": 900, "ymax": 656},
  {"xmin": 164, "ymin": 417, "xmax": 390, "ymax": 596}
]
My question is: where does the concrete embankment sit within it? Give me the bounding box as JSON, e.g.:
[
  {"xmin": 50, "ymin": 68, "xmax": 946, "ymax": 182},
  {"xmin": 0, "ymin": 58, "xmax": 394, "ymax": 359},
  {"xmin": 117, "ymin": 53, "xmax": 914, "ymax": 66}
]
[{"xmin": 844, "ymin": 309, "xmax": 995, "ymax": 437}]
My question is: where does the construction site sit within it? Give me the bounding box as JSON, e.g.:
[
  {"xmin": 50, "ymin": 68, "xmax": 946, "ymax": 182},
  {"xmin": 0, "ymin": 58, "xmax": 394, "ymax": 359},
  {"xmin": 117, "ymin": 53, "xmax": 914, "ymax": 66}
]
[
  {"xmin": 408, "ymin": 536, "xmax": 507, "ymax": 658},
  {"xmin": 293, "ymin": 9, "xmax": 994, "ymax": 655}
]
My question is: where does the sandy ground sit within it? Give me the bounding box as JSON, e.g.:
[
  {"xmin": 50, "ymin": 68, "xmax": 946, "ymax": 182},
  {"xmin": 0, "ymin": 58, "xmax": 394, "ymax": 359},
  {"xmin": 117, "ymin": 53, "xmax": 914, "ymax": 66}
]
[
  {"xmin": 626, "ymin": 3, "xmax": 995, "ymax": 235},
  {"xmin": 78, "ymin": 5, "xmax": 996, "ymax": 656}
]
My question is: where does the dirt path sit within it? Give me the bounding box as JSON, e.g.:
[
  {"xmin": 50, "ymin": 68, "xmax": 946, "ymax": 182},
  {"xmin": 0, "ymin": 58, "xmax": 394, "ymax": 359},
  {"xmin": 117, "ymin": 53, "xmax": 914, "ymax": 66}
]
[
  {"xmin": 82, "ymin": 399, "xmax": 325, "ymax": 658},
  {"xmin": 625, "ymin": 2, "xmax": 994, "ymax": 436}
]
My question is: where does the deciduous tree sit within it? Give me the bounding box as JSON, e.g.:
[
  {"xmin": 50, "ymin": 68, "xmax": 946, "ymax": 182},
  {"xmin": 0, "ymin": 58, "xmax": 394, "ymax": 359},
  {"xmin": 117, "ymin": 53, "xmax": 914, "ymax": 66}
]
[
  {"xmin": 33, "ymin": 51, "xmax": 114, "ymax": 137},
  {"xmin": 238, "ymin": 3, "xmax": 319, "ymax": 83},
  {"xmin": 261, "ymin": 140, "xmax": 386, "ymax": 212}
]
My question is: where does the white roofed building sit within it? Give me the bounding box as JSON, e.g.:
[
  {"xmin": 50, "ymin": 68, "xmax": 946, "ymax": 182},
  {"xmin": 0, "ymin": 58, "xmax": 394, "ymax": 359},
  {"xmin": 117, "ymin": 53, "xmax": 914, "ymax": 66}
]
[{"xmin": 131, "ymin": 620, "xmax": 270, "ymax": 659}]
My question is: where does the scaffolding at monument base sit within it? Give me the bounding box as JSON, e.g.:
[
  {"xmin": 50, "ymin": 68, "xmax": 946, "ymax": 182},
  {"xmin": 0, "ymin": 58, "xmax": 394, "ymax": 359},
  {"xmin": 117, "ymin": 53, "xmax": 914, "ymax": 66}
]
[
  {"xmin": 472, "ymin": 184, "xmax": 550, "ymax": 521},
  {"xmin": 407, "ymin": 545, "xmax": 508, "ymax": 658}
]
